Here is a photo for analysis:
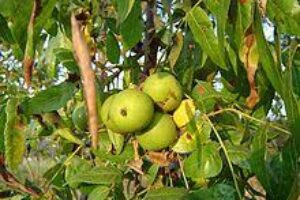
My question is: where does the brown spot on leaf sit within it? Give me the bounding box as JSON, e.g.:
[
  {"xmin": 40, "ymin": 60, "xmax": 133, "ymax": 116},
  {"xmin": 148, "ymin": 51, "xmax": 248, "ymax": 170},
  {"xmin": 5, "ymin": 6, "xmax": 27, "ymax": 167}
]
[
  {"xmin": 186, "ymin": 133, "xmax": 192, "ymax": 141},
  {"xmin": 240, "ymin": 27, "xmax": 260, "ymax": 109},
  {"xmin": 198, "ymin": 85, "xmax": 206, "ymax": 95}
]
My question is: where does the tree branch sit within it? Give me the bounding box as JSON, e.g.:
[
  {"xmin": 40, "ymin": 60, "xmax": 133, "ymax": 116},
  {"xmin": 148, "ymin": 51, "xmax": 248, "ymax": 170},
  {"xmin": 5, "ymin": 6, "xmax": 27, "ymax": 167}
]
[
  {"xmin": 0, "ymin": 155, "xmax": 41, "ymax": 198},
  {"xmin": 71, "ymin": 13, "xmax": 99, "ymax": 149},
  {"xmin": 143, "ymin": 0, "xmax": 159, "ymax": 75}
]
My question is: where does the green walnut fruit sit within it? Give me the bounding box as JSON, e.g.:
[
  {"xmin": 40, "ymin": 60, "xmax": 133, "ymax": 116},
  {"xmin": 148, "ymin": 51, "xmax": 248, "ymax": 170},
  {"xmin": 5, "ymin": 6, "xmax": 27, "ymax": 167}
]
[
  {"xmin": 105, "ymin": 89, "xmax": 154, "ymax": 133},
  {"xmin": 100, "ymin": 94, "xmax": 120, "ymax": 132},
  {"xmin": 72, "ymin": 102, "xmax": 88, "ymax": 131},
  {"xmin": 136, "ymin": 112, "xmax": 178, "ymax": 151},
  {"xmin": 142, "ymin": 72, "xmax": 183, "ymax": 112}
]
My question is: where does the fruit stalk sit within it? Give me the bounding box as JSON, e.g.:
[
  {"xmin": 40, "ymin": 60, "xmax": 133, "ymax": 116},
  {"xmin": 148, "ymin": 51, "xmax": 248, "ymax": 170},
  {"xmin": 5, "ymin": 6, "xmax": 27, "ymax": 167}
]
[{"xmin": 71, "ymin": 13, "xmax": 99, "ymax": 149}]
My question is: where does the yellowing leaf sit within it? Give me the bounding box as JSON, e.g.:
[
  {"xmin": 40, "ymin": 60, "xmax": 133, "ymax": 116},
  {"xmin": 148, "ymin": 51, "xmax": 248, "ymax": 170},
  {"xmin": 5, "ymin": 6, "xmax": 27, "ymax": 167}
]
[
  {"xmin": 239, "ymin": 31, "xmax": 260, "ymax": 109},
  {"xmin": 173, "ymin": 99, "xmax": 196, "ymax": 128},
  {"xmin": 168, "ymin": 32, "xmax": 183, "ymax": 69},
  {"xmin": 172, "ymin": 132, "xmax": 196, "ymax": 153}
]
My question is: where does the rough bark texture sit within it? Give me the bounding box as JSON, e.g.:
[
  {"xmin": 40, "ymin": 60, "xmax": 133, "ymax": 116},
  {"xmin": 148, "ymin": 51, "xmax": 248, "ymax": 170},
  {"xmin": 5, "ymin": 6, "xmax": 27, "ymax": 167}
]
[
  {"xmin": 143, "ymin": 0, "xmax": 159, "ymax": 75},
  {"xmin": 71, "ymin": 14, "xmax": 99, "ymax": 149}
]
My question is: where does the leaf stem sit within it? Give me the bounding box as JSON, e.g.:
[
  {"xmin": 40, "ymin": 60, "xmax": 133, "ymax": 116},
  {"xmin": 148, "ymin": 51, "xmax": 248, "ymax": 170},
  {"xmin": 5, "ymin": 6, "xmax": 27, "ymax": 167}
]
[
  {"xmin": 42, "ymin": 145, "xmax": 83, "ymax": 193},
  {"xmin": 178, "ymin": 157, "xmax": 189, "ymax": 190}
]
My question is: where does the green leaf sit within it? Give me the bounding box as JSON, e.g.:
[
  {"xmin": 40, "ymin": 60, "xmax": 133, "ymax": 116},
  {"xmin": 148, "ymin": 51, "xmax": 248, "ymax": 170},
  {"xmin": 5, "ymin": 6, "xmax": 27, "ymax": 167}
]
[
  {"xmin": 184, "ymin": 183, "xmax": 236, "ymax": 200},
  {"xmin": 253, "ymin": 5, "xmax": 283, "ymax": 97},
  {"xmin": 0, "ymin": 14, "xmax": 14, "ymax": 43},
  {"xmin": 116, "ymin": 0, "xmax": 136, "ymax": 23},
  {"xmin": 204, "ymin": 0, "xmax": 230, "ymax": 52},
  {"xmin": 88, "ymin": 186, "xmax": 110, "ymax": 200},
  {"xmin": 43, "ymin": 163, "xmax": 65, "ymax": 188},
  {"xmin": 20, "ymin": 82, "xmax": 76, "ymax": 115},
  {"xmin": 120, "ymin": 0, "xmax": 143, "ymax": 50},
  {"xmin": 145, "ymin": 187, "xmax": 187, "ymax": 200},
  {"xmin": 4, "ymin": 99, "xmax": 25, "ymax": 171},
  {"xmin": 144, "ymin": 164, "xmax": 160, "ymax": 186},
  {"xmin": 195, "ymin": 117, "xmax": 211, "ymax": 144},
  {"xmin": 267, "ymin": 0, "xmax": 300, "ymax": 36},
  {"xmin": 226, "ymin": 43, "xmax": 238, "ymax": 75},
  {"xmin": 107, "ymin": 129, "xmax": 124, "ymax": 155},
  {"xmin": 168, "ymin": 32, "xmax": 183, "ymax": 69},
  {"xmin": 54, "ymin": 128, "xmax": 83, "ymax": 145},
  {"xmin": 233, "ymin": 1, "xmax": 253, "ymax": 48},
  {"xmin": 191, "ymin": 81, "xmax": 218, "ymax": 113},
  {"xmin": 0, "ymin": 106, "xmax": 6, "ymax": 153},
  {"xmin": 65, "ymin": 156, "xmax": 92, "ymax": 188},
  {"xmin": 172, "ymin": 132, "xmax": 197, "ymax": 153},
  {"xmin": 94, "ymin": 144, "xmax": 135, "ymax": 165},
  {"xmin": 249, "ymin": 125, "xmax": 271, "ymax": 194},
  {"xmin": 66, "ymin": 166, "xmax": 122, "ymax": 186},
  {"xmin": 44, "ymin": 31, "xmax": 74, "ymax": 77},
  {"xmin": 35, "ymin": 0, "xmax": 58, "ymax": 36},
  {"xmin": 226, "ymin": 142, "xmax": 250, "ymax": 169},
  {"xmin": 106, "ymin": 31, "xmax": 120, "ymax": 64},
  {"xmin": 0, "ymin": 0, "xmax": 33, "ymax": 51},
  {"xmin": 184, "ymin": 142, "xmax": 222, "ymax": 179},
  {"xmin": 54, "ymin": 48, "xmax": 79, "ymax": 74},
  {"xmin": 187, "ymin": 7, "xmax": 226, "ymax": 69}
]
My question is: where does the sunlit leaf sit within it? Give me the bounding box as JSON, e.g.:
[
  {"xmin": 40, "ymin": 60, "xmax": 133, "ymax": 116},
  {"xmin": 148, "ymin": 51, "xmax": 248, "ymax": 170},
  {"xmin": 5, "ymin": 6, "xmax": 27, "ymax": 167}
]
[
  {"xmin": 107, "ymin": 129, "xmax": 124, "ymax": 155},
  {"xmin": 66, "ymin": 166, "xmax": 122, "ymax": 186},
  {"xmin": 116, "ymin": 0, "xmax": 136, "ymax": 23},
  {"xmin": 20, "ymin": 82, "xmax": 76, "ymax": 115},
  {"xmin": 187, "ymin": 7, "xmax": 226, "ymax": 69},
  {"xmin": 184, "ymin": 142, "xmax": 222, "ymax": 179},
  {"xmin": 145, "ymin": 187, "xmax": 187, "ymax": 200},
  {"xmin": 267, "ymin": 0, "xmax": 300, "ymax": 36},
  {"xmin": 88, "ymin": 186, "xmax": 110, "ymax": 200},
  {"xmin": 172, "ymin": 132, "xmax": 197, "ymax": 153}
]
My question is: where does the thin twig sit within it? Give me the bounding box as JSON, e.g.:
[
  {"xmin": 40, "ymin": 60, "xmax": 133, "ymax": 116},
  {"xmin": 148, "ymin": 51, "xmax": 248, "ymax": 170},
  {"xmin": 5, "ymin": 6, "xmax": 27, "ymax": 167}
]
[
  {"xmin": 0, "ymin": 155, "xmax": 41, "ymax": 198},
  {"xmin": 178, "ymin": 157, "xmax": 189, "ymax": 190},
  {"xmin": 206, "ymin": 108, "xmax": 290, "ymax": 135}
]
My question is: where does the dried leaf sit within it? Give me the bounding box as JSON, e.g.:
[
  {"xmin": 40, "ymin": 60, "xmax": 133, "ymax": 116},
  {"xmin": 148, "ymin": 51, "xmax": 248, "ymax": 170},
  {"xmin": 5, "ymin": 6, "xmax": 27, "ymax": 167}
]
[
  {"xmin": 258, "ymin": 0, "xmax": 267, "ymax": 16},
  {"xmin": 146, "ymin": 151, "xmax": 177, "ymax": 167},
  {"xmin": 168, "ymin": 32, "xmax": 183, "ymax": 69},
  {"xmin": 239, "ymin": 28, "xmax": 260, "ymax": 109}
]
